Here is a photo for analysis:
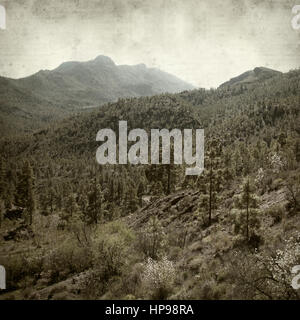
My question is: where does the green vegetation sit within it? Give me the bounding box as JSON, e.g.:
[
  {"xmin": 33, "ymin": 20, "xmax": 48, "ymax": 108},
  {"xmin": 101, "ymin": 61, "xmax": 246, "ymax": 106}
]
[{"xmin": 0, "ymin": 67, "xmax": 299, "ymax": 300}]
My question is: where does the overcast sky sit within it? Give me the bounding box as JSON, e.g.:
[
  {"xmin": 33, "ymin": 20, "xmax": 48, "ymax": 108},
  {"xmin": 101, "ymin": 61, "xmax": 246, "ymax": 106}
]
[{"xmin": 0, "ymin": 0, "xmax": 299, "ymax": 88}]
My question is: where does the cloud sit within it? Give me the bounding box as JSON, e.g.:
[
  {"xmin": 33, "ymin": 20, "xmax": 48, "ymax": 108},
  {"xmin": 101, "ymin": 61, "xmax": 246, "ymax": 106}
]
[{"xmin": 0, "ymin": 0, "xmax": 299, "ymax": 87}]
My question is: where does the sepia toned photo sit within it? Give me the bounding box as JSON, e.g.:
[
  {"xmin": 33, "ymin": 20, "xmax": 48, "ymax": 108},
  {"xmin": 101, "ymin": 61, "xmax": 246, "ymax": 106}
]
[{"xmin": 0, "ymin": 0, "xmax": 299, "ymax": 302}]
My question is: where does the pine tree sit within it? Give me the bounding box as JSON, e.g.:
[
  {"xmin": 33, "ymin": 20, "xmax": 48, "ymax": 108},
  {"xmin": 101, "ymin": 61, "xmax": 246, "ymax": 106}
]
[
  {"xmin": 86, "ymin": 177, "xmax": 104, "ymax": 224},
  {"xmin": 164, "ymin": 144, "xmax": 178, "ymax": 195},
  {"xmin": 0, "ymin": 158, "xmax": 7, "ymax": 201},
  {"xmin": 124, "ymin": 184, "xmax": 139, "ymax": 214},
  {"xmin": 24, "ymin": 162, "xmax": 36, "ymax": 225},
  {"xmin": 139, "ymin": 216, "xmax": 166, "ymax": 259},
  {"xmin": 243, "ymin": 179, "xmax": 251, "ymax": 240},
  {"xmin": 108, "ymin": 177, "xmax": 115, "ymax": 203},
  {"xmin": 137, "ymin": 181, "xmax": 144, "ymax": 206},
  {"xmin": 64, "ymin": 193, "xmax": 79, "ymax": 220},
  {"xmin": 45, "ymin": 184, "xmax": 56, "ymax": 214},
  {"xmin": 15, "ymin": 164, "xmax": 27, "ymax": 208},
  {"xmin": 201, "ymin": 139, "xmax": 223, "ymax": 225},
  {"xmin": 15, "ymin": 161, "xmax": 36, "ymax": 224},
  {"xmin": 295, "ymin": 139, "xmax": 300, "ymax": 162},
  {"xmin": 235, "ymin": 178, "xmax": 260, "ymax": 242},
  {"xmin": 0, "ymin": 200, "xmax": 4, "ymax": 227},
  {"xmin": 117, "ymin": 179, "xmax": 124, "ymax": 205}
]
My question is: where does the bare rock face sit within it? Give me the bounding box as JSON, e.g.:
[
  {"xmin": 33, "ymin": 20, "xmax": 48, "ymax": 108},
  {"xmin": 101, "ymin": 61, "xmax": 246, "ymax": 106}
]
[{"xmin": 127, "ymin": 189, "xmax": 200, "ymax": 229}]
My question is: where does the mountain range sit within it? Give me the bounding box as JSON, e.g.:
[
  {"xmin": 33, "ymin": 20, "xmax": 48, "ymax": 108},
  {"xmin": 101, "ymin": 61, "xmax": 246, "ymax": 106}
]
[
  {"xmin": 0, "ymin": 55, "xmax": 194, "ymax": 136},
  {"xmin": 0, "ymin": 59, "xmax": 284, "ymax": 138}
]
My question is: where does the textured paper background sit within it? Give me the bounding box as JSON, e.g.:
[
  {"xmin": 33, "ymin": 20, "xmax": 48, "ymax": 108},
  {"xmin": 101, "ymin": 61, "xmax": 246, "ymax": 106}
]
[{"xmin": 0, "ymin": 0, "xmax": 299, "ymax": 87}]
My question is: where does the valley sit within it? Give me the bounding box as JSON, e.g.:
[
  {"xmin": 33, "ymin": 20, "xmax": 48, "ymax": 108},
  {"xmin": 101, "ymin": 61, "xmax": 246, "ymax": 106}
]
[{"xmin": 0, "ymin": 66, "xmax": 299, "ymax": 300}]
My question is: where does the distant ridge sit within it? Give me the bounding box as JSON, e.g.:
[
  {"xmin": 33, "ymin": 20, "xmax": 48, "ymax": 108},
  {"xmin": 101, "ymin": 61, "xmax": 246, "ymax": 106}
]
[
  {"xmin": 0, "ymin": 55, "xmax": 194, "ymax": 136},
  {"xmin": 16, "ymin": 55, "xmax": 195, "ymax": 107},
  {"xmin": 219, "ymin": 67, "xmax": 282, "ymax": 88}
]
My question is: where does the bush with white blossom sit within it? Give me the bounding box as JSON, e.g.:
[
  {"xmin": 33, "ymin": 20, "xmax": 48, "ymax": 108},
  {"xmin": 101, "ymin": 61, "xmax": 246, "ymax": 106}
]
[
  {"xmin": 142, "ymin": 257, "xmax": 176, "ymax": 299},
  {"xmin": 268, "ymin": 152, "xmax": 285, "ymax": 173},
  {"xmin": 264, "ymin": 232, "xmax": 300, "ymax": 284}
]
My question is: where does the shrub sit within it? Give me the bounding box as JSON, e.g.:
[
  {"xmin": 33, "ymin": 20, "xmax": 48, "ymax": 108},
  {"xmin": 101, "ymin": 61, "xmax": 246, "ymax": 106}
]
[
  {"xmin": 265, "ymin": 205, "xmax": 284, "ymax": 224},
  {"xmin": 285, "ymin": 183, "xmax": 300, "ymax": 216},
  {"xmin": 81, "ymin": 237, "xmax": 127, "ymax": 298},
  {"xmin": 44, "ymin": 240, "xmax": 93, "ymax": 284},
  {"xmin": 228, "ymin": 233, "xmax": 300, "ymax": 300},
  {"xmin": 94, "ymin": 238, "xmax": 126, "ymax": 282},
  {"xmin": 231, "ymin": 208, "xmax": 260, "ymax": 245},
  {"xmin": 2, "ymin": 253, "xmax": 44, "ymax": 290},
  {"xmin": 142, "ymin": 257, "xmax": 176, "ymax": 299},
  {"xmin": 120, "ymin": 263, "xmax": 144, "ymax": 298},
  {"xmin": 136, "ymin": 216, "xmax": 166, "ymax": 259}
]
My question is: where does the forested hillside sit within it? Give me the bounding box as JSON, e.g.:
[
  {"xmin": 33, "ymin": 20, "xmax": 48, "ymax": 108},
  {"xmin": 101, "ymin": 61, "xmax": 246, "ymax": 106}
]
[{"xmin": 0, "ymin": 68, "xmax": 299, "ymax": 300}]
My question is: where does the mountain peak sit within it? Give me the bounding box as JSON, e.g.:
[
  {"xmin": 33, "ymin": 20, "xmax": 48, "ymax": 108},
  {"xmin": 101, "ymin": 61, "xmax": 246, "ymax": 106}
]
[
  {"xmin": 93, "ymin": 55, "xmax": 115, "ymax": 66},
  {"xmin": 220, "ymin": 67, "xmax": 282, "ymax": 88},
  {"xmin": 253, "ymin": 66, "xmax": 280, "ymax": 74},
  {"xmin": 134, "ymin": 63, "xmax": 147, "ymax": 69},
  {"xmin": 54, "ymin": 55, "xmax": 116, "ymax": 73}
]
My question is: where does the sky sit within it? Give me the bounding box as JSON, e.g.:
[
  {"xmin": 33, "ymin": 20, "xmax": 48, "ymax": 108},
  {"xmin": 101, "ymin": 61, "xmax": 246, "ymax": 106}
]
[{"xmin": 0, "ymin": 0, "xmax": 299, "ymax": 88}]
